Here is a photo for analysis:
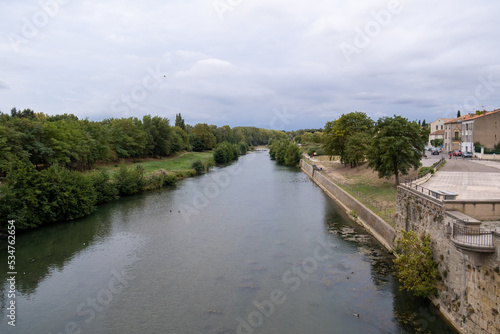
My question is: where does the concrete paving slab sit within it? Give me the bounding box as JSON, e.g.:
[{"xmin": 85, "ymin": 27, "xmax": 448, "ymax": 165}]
[{"xmin": 423, "ymin": 172, "xmax": 500, "ymax": 200}]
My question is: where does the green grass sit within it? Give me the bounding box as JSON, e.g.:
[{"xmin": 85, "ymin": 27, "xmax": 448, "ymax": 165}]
[
  {"xmin": 337, "ymin": 176, "xmax": 397, "ymax": 227},
  {"xmin": 99, "ymin": 151, "xmax": 214, "ymax": 175}
]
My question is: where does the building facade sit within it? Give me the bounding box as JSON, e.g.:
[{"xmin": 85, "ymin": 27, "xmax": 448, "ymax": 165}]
[
  {"xmin": 428, "ymin": 118, "xmax": 452, "ymax": 147},
  {"xmin": 472, "ymin": 109, "xmax": 500, "ymax": 151},
  {"xmin": 443, "ymin": 109, "xmax": 500, "ymax": 153}
]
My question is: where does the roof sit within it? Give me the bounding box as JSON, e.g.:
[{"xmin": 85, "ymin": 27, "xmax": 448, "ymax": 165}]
[
  {"xmin": 444, "ymin": 109, "xmax": 500, "ymax": 124},
  {"xmin": 430, "ymin": 130, "xmax": 445, "ymax": 135}
]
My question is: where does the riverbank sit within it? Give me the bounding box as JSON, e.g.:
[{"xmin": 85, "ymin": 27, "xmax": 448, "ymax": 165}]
[
  {"xmin": 300, "ymin": 159, "xmax": 396, "ymax": 250},
  {"xmin": 0, "ymin": 151, "xmax": 218, "ymax": 232}
]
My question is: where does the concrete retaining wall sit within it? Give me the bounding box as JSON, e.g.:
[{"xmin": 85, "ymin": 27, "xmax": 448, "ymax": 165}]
[
  {"xmin": 300, "ymin": 160, "xmax": 396, "ymax": 250},
  {"xmin": 445, "ymin": 200, "xmax": 500, "ymax": 221}
]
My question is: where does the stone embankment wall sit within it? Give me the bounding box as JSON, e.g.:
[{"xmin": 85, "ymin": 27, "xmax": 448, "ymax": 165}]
[
  {"xmin": 397, "ymin": 185, "xmax": 500, "ymax": 334},
  {"xmin": 300, "ymin": 160, "xmax": 395, "ymax": 250}
]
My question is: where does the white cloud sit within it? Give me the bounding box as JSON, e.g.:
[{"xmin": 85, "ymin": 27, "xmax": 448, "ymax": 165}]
[{"xmin": 0, "ymin": 0, "xmax": 499, "ymax": 129}]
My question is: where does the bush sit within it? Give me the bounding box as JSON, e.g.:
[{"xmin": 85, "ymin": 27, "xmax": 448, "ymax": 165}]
[
  {"xmin": 393, "ymin": 230, "xmax": 439, "ymax": 297},
  {"xmin": 213, "ymin": 141, "xmax": 240, "ymax": 164},
  {"xmin": 191, "ymin": 160, "xmax": 204, "ymax": 175},
  {"xmin": 269, "ymin": 139, "xmax": 301, "ymax": 166},
  {"xmin": 144, "ymin": 169, "xmax": 176, "ymax": 190},
  {"xmin": 0, "ymin": 160, "xmax": 97, "ymax": 230},
  {"xmin": 418, "ymin": 167, "xmax": 434, "ymax": 178},
  {"xmin": 114, "ymin": 164, "xmax": 145, "ymax": 196},
  {"xmin": 88, "ymin": 170, "xmax": 118, "ymax": 204}
]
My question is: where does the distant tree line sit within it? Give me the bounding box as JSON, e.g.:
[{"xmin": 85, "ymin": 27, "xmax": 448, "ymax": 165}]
[
  {"xmin": 0, "ymin": 108, "xmax": 288, "ymax": 231},
  {"xmin": 0, "ymin": 108, "xmax": 287, "ymax": 175}
]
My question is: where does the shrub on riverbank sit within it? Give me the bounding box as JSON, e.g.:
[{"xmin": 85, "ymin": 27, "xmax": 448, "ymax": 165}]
[
  {"xmin": 213, "ymin": 141, "xmax": 247, "ymax": 164},
  {"xmin": 0, "ymin": 160, "xmax": 97, "ymax": 230},
  {"xmin": 269, "ymin": 139, "xmax": 301, "ymax": 167}
]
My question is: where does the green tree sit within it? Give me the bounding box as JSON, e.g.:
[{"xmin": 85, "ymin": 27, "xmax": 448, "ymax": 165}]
[
  {"xmin": 393, "ymin": 230, "xmax": 439, "ymax": 297},
  {"xmin": 190, "ymin": 123, "xmax": 217, "ymax": 151},
  {"xmin": 191, "ymin": 160, "xmax": 205, "ymax": 175},
  {"xmin": 269, "ymin": 139, "xmax": 300, "ymax": 167},
  {"xmin": 175, "ymin": 113, "xmax": 186, "ymax": 131},
  {"xmin": 457, "ymin": 110, "xmax": 461, "ymax": 117},
  {"xmin": 213, "ymin": 141, "xmax": 239, "ymax": 164},
  {"xmin": 284, "ymin": 142, "xmax": 301, "ymax": 166},
  {"xmin": 143, "ymin": 115, "xmax": 173, "ymax": 157},
  {"xmin": 367, "ymin": 116, "xmax": 425, "ymax": 186},
  {"xmin": 344, "ymin": 132, "xmax": 370, "ymax": 168},
  {"xmin": 322, "ymin": 112, "xmax": 373, "ymax": 164},
  {"xmin": 108, "ymin": 117, "xmax": 147, "ymax": 158},
  {"xmin": 114, "ymin": 164, "xmax": 145, "ymax": 196},
  {"xmin": 430, "ymin": 138, "xmax": 443, "ymax": 148},
  {"xmin": 172, "ymin": 126, "xmax": 189, "ymax": 151}
]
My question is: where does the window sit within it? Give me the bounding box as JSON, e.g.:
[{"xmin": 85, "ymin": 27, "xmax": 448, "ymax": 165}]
[
  {"xmin": 454, "ymin": 131, "xmax": 459, "ymax": 140},
  {"xmin": 441, "ymin": 125, "xmax": 443, "ymax": 130},
  {"xmin": 436, "ymin": 125, "xmax": 438, "ymax": 130}
]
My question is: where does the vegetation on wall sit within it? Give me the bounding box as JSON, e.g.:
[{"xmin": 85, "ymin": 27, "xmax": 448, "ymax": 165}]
[{"xmin": 393, "ymin": 230, "xmax": 439, "ymax": 297}]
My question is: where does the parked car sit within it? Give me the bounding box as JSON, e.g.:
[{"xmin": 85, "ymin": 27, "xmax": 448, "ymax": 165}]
[
  {"xmin": 452, "ymin": 150, "xmax": 462, "ymax": 156},
  {"xmin": 462, "ymin": 152, "xmax": 473, "ymax": 158},
  {"xmin": 431, "ymin": 149, "xmax": 440, "ymax": 155}
]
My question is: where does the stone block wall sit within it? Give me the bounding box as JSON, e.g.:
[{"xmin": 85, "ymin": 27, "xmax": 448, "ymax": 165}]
[{"xmin": 397, "ymin": 185, "xmax": 500, "ymax": 334}]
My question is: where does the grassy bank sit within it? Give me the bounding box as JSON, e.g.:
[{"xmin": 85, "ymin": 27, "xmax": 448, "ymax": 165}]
[
  {"xmin": 303, "ymin": 158, "xmax": 397, "ymax": 227},
  {"xmin": 336, "ymin": 177, "xmax": 397, "ymax": 227},
  {"xmin": 98, "ymin": 151, "xmax": 214, "ymax": 177}
]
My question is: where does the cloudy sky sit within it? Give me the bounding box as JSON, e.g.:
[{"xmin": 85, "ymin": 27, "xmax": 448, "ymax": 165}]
[{"xmin": 1, "ymin": 0, "xmax": 499, "ymax": 130}]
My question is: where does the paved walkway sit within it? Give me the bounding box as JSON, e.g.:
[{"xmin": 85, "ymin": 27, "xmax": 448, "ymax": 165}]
[{"xmin": 423, "ymin": 158, "xmax": 500, "ymax": 200}]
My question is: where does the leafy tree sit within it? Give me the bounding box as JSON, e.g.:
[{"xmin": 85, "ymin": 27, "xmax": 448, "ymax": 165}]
[
  {"xmin": 88, "ymin": 170, "xmax": 118, "ymax": 204},
  {"xmin": 175, "ymin": 113, "xmax": 186, "ymax": 131},
  {"xmin": 109, "ymin": 117, "xmax": 147, "ymax": 158},
  {"xmin": 172, "ymin": 126, "xmax": 189, "ymax": 151},
  {"xmin": 284, "ymin": 142, "xmax": 301, "ymax": 166},
  {"xmin": 0, "ymin": 159, "xmax": 97, "ymax": 229},
  {"xmin": 322, "ymin": 112, "xmax": 373, "ymax": 164},
  {"xmin": 213, "ymin": 125, "xmax": 234, "ymax": 144},
  {"xmin": 114, "ymin": 164, "xmax": 145, "ymax": 196},
  {"xmin": 190, "ymin": 123, "xmax": 217, "ymax": 151},
  {"xmin": 344, "ymin": 132, "xmax": 370, "ymax": 168},
  {"xmin": 457, "ymin": 110, "xmax": 461, "ymax": 117},
  {"xmin": 269, "ymin": 139, "xmax": 300, "ymax": 167},
  {"xmin": 393, "ymin": 230, "xmax": 439, "ymax": 297},
  {"xmin": 430, "ymin": 138, "xmax": 443, "ymax": 148},
  {"xmin": 10, "ymin": 107, "xmax": 37, "ymax": 120},
  {"xmin": 367, "ymin": 116, "xmax": 425, "ymax": 186},
  {"xmin": 213, "ymin": 141, "xmax": 239, "ymax": 164},
  {"xmin": 191, "ymin": 160, "xmax": 205, "ymax": 175},
  {"xmin": 143, "ymin": 115, "xmax": 173, "ymax": 157}
]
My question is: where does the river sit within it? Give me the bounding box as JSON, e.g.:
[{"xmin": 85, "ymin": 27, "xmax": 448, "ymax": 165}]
[{"xmin": 0, "ymin": 150, "xmax": 457, "ymax": 334}]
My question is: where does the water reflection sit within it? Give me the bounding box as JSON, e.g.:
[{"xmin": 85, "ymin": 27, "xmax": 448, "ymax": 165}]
[{"xmin": 0, "ymin": 151, "xmax": 458, "ymax": 333}]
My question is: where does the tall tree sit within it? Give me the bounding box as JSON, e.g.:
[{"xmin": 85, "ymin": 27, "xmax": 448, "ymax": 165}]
[
  {"xmin": 367, "ymin": 116, "xmax": 425, "ymax": 186},
  {"xmin": 189, "ymin": 123, "xmax": 217, "ymax": 151},
  {"xmin": 175, "ymin": 113, "xmax": 186, "ymax": 131},
  {"xmin": 322, "ymin": 111, "xmax": 373, "ymax": 164},
  {"xmin": 457, "ymin": 110, "xmax": 461, "ymax": 117}
]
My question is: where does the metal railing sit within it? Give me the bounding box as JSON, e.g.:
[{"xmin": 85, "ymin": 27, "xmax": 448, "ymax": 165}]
[
  {"xmin": 401, "ymin": 158, "xmax": 445, "ymax": 198},
  {"xmin": 452, "ymin": 223, "xmax": 494, "ymax": 249}
]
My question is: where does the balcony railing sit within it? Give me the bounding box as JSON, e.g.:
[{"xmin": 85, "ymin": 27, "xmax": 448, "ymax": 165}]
[{"xmin": 452, "ymin": 223, "xmax": 495, "ymax": 252}]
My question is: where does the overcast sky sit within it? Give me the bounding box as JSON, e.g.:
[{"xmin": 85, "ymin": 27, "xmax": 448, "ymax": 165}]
[{"xmin": 1, "ymin": 0, "xmax": 499, "ymax": 130}]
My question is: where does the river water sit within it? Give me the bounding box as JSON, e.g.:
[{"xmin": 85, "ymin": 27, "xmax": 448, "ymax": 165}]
[{"xmin": 0, "ymin": 150, "xmax": 457, "ymax": 334}]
